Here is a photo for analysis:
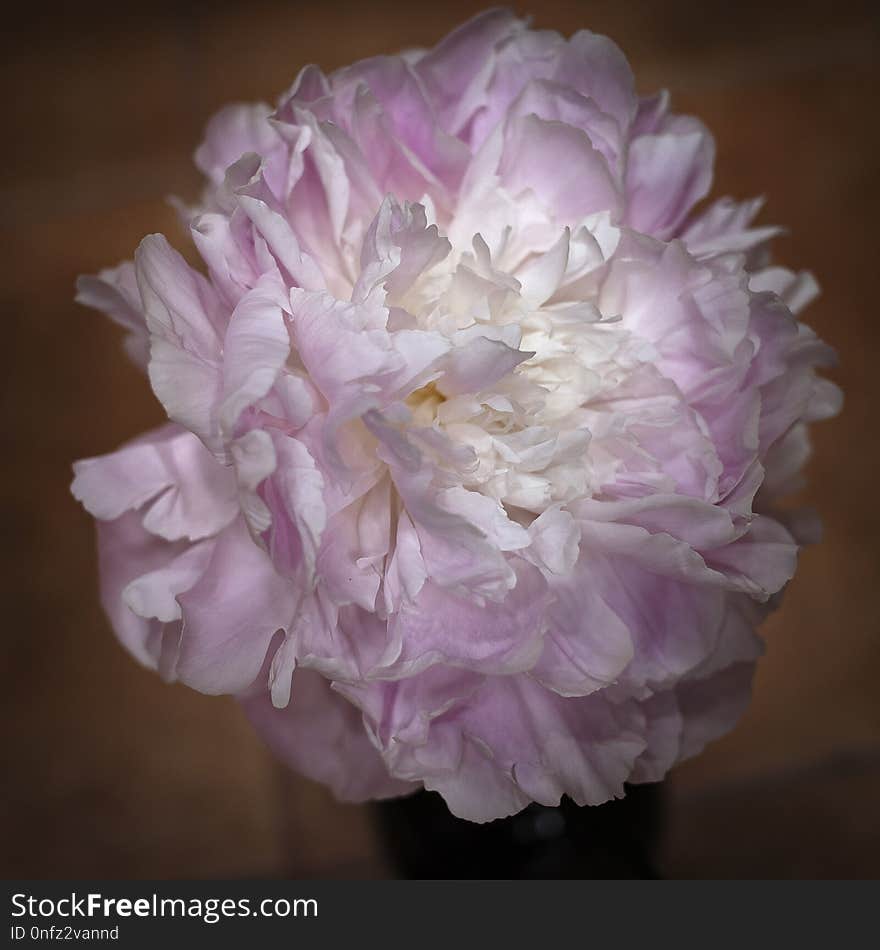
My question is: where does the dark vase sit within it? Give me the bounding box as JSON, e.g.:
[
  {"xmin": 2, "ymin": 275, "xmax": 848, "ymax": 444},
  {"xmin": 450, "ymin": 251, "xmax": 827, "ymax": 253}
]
[{"xmin": 375, "ymin": 783, "xmax": 664, "ymax": 879}]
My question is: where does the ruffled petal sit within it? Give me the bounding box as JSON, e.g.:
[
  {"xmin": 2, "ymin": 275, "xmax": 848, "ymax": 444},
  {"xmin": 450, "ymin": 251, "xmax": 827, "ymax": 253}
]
[
  {"xmin": 175, "ymin": 519, "xmax": 298, "ymax": 694},
  {"xmin": 72, "ymin": 425, "xmax": 239, "ymax": 542},
  {"xmin": 374, "ymin": 560, "xmax": 548, "ymax": 679},
  {"xmin": 243, "ymin": 669, "xmax": 414, "ymax": 802},
  {"xmin": 75, "ymin": 262, "xmax": 150, "ymax": 368}
]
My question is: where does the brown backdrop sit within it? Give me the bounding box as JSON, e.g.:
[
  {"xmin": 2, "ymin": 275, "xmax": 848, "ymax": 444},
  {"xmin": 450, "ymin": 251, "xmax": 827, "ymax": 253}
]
[{"xmin": 2, "ymin": 0, "xmax": 878, "ymax": 878}]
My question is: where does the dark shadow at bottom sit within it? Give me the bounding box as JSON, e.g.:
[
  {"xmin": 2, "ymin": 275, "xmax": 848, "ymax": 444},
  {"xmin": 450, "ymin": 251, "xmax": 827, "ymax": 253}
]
[{"xmin": 375, "ymin": 783, "xmax": 664, "ymax": 879}]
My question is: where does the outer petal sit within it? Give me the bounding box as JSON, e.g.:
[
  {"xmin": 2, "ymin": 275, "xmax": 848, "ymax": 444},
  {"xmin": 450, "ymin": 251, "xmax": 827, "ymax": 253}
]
[
  {"xmin": 175, "ymin": 518, "xmax": 298, "ymax": 694},
  {"xmin": 136, "ymin": 235, "xmax": 227, "ymax": 448},
  {"xmin": 531, "ymin": 548, "xmax": 634, "ymax": 697},
  {"xmin": 581, "ymin": 541, "xmax": 728, "ymax": 692},
  {"xmin": 356, "ymin": 673, "xmax": 646, "ymax": 823},
  {"xmin": 218, "ymin": 283, "xmax": 291, "ymax": 437},
  {"xmin": 75, "ymin": 262, "xmax": 150, "ymax": 368},
  {"xmin": 72, "ymin": 425, "xmax": 239, "ymax": 542},
  {"xmin": 680, "ymin": 196, "xmax": 781, "ymax": 259},
  {"xmin": 373, "ymin": 560, "xmax": 548, "ymax": 679},
  {"xmin": 194, "ymin": 102, "xmax": 281, "ymax": 185},
  {"xmin": 499, "ymin": 114, "xmax": 621, "ymax": 222},
  {"xmin": 626, "ymin": 116, "xmax": 715, "ymax": 238},
  {"xmin": 94, "ymin": 511, "xmax": 186, "ymax": 672},
  {"xmin": 136, "ymin": 233, "xmax": 224, "ymax": 354},
  {"xmin": 122, "ymin": 542, "xmax": 214, "ymax": 624},
  {"xmin": 415, "ymin": 8, "xmax": 523, "ymax": 138},
  {"xmin": 243, "ymin": 669, "xmax": 413, "ymax": 802}
]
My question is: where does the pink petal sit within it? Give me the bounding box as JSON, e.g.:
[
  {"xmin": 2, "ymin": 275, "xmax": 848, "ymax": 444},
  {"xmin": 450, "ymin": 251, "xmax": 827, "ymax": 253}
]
[{"xmin": 175, "ymin": 519, "xmax": 298, "ymax": 694}]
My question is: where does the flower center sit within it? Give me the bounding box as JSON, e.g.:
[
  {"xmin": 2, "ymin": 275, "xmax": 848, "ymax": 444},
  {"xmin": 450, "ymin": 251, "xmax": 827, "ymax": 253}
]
[{"xmin": 405, "ymin": 381, "xmax": 447, "ymax": 426}]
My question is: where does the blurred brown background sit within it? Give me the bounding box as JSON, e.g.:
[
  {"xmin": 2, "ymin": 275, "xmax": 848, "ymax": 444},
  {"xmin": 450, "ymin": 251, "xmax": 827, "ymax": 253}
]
[{"xmin": 2, "ymin": 0, "xmax": 878, "ymax": 878}]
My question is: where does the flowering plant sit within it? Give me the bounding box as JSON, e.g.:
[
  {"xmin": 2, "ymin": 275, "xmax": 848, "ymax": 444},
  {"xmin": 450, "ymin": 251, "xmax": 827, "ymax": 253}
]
[{"xmin": 72, "ymin": 9, "xmax": 839, "ymax": 821}]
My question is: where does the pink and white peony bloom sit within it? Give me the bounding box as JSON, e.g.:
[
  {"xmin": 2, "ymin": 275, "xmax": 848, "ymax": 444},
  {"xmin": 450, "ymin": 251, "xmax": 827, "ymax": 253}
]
[{"xmin": 72, "ymin": 9, "xmax": 840, "ymax": 821}]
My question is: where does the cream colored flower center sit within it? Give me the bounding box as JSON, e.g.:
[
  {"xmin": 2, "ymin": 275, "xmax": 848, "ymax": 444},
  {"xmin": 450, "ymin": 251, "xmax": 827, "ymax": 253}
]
[{"xmin": 405, "ymin": 382, "xmax": 447, "ymax": 426}]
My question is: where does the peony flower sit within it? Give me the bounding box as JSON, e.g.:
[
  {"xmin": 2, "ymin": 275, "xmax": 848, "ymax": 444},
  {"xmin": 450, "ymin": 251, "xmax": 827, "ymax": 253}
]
[{"xmin": 72, "ymin": 9, "xmax": 840, "ymax": 822}]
